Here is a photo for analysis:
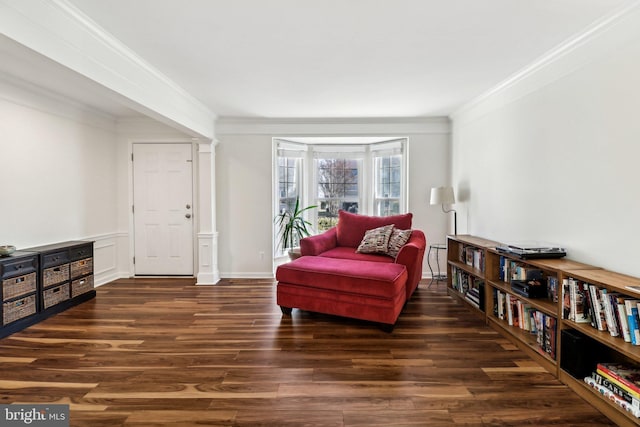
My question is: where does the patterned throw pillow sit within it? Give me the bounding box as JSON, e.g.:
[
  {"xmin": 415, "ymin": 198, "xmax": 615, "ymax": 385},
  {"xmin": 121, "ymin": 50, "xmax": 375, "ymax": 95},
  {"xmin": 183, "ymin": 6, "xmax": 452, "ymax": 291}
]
[
  {"xmin": 387, "ymin": 228, "xmax": 413, "ymax": 258},
  {"xmin": 356, "ymin": 224, "xmax": 394, "ymax": 254}
]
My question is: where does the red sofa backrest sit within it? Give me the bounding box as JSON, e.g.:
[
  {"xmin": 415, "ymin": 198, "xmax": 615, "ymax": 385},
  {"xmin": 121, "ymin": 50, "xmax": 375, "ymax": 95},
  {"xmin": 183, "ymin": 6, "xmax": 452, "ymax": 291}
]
[{"xmin": 335, "ymin": 210, "xmax": 413, "ymax": 248}]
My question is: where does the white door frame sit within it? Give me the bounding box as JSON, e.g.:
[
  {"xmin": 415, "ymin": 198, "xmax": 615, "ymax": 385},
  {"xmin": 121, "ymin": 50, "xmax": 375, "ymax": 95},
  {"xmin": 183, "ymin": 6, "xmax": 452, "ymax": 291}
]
[{"xmin": 128, "ymin": 139, "xmax": 198, "ymax": 277}]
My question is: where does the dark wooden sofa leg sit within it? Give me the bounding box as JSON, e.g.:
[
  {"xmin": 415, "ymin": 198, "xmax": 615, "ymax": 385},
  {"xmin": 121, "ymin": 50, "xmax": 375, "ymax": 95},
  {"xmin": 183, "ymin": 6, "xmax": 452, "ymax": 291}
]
[
  {"xmin": 280, "ymin": 306, "xmax": 292, "ymax": 315},
  {"xmin": 380, "ymin": 323, "xmax": 395, "ymax": 333}
]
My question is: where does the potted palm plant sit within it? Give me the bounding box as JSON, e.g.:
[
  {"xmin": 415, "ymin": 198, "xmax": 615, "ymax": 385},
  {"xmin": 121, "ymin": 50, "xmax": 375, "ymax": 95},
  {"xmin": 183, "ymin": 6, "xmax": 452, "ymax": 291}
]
[{"xmin": 275, "ymin": 197, "xmax": 317, "ymax": 260}]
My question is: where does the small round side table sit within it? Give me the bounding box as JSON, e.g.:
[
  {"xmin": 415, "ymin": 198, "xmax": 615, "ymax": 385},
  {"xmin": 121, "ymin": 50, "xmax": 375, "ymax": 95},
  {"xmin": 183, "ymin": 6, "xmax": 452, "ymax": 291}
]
[{"xmin": 427, "ymin": 243, "xmax": 447, "ymax": 287}]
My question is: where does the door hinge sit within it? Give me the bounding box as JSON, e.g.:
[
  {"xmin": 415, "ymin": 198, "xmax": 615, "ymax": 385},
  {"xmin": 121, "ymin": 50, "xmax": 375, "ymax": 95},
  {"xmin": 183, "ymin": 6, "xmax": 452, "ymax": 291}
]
[
  {"xmin": 133, "ymin": 256, "xmax": 135, "ymax": 265},
  {"xmin": 132, "ymin": 205, "xmax": 135, "ymax": 213},
  {"xmin": 131, "ymin": 153, "xmax": 134, "ymax": 161}
]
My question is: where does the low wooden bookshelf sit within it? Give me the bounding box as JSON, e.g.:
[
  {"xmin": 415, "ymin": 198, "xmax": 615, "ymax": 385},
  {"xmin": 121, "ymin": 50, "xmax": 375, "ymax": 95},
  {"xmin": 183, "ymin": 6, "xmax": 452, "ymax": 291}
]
[{"xmin": 446, "ymin": 234, "xmax": 640, "ymax": 427}]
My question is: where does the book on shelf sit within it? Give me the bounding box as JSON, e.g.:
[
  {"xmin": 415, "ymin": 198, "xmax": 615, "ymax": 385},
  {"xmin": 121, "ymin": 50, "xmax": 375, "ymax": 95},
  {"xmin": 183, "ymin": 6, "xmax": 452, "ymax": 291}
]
[
  {"xmin": 563, "ymin": 278, "xmax": 591, "ymax": 324},
  {"xmin": 506, "ymin": 294, "xmax": 519, "ymax": 327},
  {"xmin": 464, "ymin": 284, "xmax": 483, "ymax": 309},
  {"xmin": 462, "ymin": 246, "xmax": 484, "ymax": 271},
  {"xmin": 493, "ymin": 290, "xmax": 541, "ymax": 335},
  {"xmin": 600, "ymin": 289, "xmax": 620, "ymax": 337},
  {"xmin": 625, "ymin": 299, "xmax": 640, "ymax": 345},
  {"xmin": 543, "ymin": 315, "xmax": 557, "ymax": 359},
  {"xmin": 563, "ymin": 278, "xmax": 640, "ymax": 341},
  {"xmin": 496, "ymin": 289, "xmax": 506, "ymax": 320},
  {"xmin": 584, "ymin": 375, "xmax": 640, "ymax": 418},
  {"xmin": 531, "ymin": 310, "xmax": 556, "ymax": 358},
  {"xmin": 547, "ymin": 276, "xmax": 558, "ymax": 303},
  {"xmin": 597, "ymin": 363, "xmax": 640, "ymax": 396},
  {"xmin": 579, "ymin": 281, "xmax": 596, "ymax": 329},
  {"xmin": 610, "ymin": 293, "xmax": 626, "ymax": 336},
  {"xmin": 562, "ymin": 278, "xmax": 571, "ymax": 320},
  {"xmin": 588, "ymin": 284, "xmax": 607, "ymax": 332},
  {"xmin": 574, "ymin": 280, "xmax": 591, "ymax": 324},
  {"xmin": 451, "ymin": 266, "xmax": 471, "ymax": 295},
  {"xmin": 499, "ymin": 257, "xmax": 521, "ymax": 283},
  {"xmin": 615, "ymin": 297, "xmax": 632, "ymax": 343},
  {"xmin": 592, "ymin": 371, "xmax": 640, "ymax": 409}
]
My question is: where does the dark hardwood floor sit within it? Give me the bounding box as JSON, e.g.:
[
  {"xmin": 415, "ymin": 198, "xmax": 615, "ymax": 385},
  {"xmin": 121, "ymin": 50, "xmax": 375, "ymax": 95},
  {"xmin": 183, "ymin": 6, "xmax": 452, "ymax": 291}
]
[{"xmin": 0, "ymin": 278, "xmax": 615, "ymax": 426}]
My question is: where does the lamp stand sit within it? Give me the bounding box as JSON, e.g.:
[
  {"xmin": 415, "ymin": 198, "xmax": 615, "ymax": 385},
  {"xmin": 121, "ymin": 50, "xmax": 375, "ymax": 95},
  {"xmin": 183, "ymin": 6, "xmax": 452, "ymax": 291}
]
[{"xmin": 441, "ymin": 205, "xmax": 457, "ymax": 235}]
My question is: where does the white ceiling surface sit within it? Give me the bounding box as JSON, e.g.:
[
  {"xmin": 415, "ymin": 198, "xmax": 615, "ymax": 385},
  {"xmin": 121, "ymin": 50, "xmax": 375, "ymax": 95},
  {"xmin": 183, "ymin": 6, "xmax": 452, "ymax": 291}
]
[{"xmin": 6, "ymin": 0, "xmax": 638, "ymax": 119}]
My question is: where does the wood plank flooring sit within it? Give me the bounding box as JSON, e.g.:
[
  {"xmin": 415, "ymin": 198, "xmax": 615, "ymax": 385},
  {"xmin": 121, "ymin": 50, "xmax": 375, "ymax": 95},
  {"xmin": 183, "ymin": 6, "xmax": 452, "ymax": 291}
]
[{"xmin": 0, "ymin": 278, "xmax": 615, "ymax": 426}]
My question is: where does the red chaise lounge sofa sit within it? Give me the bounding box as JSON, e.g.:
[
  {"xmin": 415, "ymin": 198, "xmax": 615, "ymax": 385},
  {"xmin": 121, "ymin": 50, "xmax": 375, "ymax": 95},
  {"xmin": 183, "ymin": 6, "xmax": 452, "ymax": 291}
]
[{"xmin": 275, "ymin": 210, "xmax": 426, "ymax": 330}]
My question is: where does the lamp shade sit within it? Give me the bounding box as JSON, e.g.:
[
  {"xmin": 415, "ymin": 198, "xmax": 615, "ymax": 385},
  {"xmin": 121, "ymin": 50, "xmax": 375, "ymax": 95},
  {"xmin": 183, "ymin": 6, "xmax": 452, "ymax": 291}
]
[{"xmin": 430, "ymin": 186, "xmax": 455, "ymax": 205}]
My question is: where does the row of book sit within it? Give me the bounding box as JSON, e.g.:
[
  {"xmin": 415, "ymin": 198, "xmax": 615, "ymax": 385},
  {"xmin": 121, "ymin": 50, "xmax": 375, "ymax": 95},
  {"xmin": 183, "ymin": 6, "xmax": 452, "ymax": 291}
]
[
  {"xmin": 465, "ymin": 287, "xmax": 482, "ymax": 309},
  {"xmin": 562, "ymin": 278, "xmax": 640, "ymax": 344},
  {"xmin": 498, "ymin": 256, "xmax": 559, "ymax": 303},
  {"xmin": 499, "ymin": 256, "xmax": 541, "ymax": 282},
  {"xmin": 459, "ymin": 245, "xmax": 485, "ymax": 271},
  {"xmin": 451, "ymin": 266, "xmax": 485, "ymax": 311},
  {"xmin": 584, "ymin": 363, "xmax": 640, "ymax": 418},
  {"xmin": 492, "ymin": 289, "xmax": 557, "ymax": 359}
]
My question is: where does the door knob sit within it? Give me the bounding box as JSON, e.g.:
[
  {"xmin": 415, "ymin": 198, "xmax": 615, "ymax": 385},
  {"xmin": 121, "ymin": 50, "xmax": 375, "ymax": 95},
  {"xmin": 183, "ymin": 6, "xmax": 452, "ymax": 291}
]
[
  {"xmin": 186, "ymin": 204, "xmax": 191, "ymax": 209},
  {"xmin": 185, "ymin": 213, "xmax": 192, "ymax": 219}
]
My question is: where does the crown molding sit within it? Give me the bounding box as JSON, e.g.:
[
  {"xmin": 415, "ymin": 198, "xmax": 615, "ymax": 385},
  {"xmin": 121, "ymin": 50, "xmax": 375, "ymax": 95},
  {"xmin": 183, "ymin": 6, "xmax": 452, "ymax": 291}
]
[
  {"xmin": 0, "ymin": 0, "xmax": 216, "ymax": 139},
  {"xmin": 451, "ymin": 1, "xmax": 640, "ymax": 123},
  {"xmin": 215, "ymin": 116, "xmax": 451, "ymax": 136}
]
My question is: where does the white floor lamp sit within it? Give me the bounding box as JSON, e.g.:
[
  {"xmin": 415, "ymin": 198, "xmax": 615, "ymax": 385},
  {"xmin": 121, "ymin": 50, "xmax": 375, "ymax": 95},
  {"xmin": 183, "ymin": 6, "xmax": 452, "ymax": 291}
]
[{"xmin": 430, "ymin": 186, "xmax": 457, "ymax": 235}]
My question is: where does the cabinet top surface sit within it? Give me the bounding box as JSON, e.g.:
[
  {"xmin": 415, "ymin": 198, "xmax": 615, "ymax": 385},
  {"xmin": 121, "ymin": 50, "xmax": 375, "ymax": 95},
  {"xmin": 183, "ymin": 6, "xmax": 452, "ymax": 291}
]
[
  {"xmin": 23, "ymin": 241, "xmax": 94, "ymax": 253},
  {"xmin": 0, "ymin": 251, "xmax": 38, "ymax": 262},
  {"xmin": 564, "ymin": 267, "xmax": 640, "ymax": 289},
  {"xmin": 447, "ymin": 234, "xmax": 501, "ymax": 248}
]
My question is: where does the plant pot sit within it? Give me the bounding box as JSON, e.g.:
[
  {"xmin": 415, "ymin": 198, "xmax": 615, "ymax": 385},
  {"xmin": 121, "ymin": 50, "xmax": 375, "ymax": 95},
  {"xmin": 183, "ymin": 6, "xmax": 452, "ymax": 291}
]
[{"xmin": 288, "ymin": 247, "xmax": 302, "ymax": 260}]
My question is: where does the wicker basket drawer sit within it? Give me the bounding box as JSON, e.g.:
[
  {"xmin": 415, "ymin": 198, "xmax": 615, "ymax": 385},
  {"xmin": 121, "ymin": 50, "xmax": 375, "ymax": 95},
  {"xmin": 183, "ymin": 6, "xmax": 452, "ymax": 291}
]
[
  {"xmin": 71, "ymin": 275, "xmax": 94, "ymax": 298},
  {"xmin": 2, "ymin": 272, "xmax": 37, "ymax": 301},
  {"xmin": 3, "ymin": 294, "xmax": 36, "ymax": 325},
  {"xmin": 43, "ymin": 283, "xmax": 69, "ymax": 309},
  {"xmin": 70, "ymin": 258, "xmax": 93, "ymax": 279},
  {"xmin": 43, "ymin": 264, "xmax": 70, "ymax": 287}
]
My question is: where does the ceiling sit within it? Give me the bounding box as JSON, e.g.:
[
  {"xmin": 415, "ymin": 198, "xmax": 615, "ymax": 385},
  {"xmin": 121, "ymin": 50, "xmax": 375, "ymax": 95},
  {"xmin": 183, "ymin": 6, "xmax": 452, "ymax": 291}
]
[{"xmin": 6, "ymin": 0, "xmax": 638, "ymax": 119}]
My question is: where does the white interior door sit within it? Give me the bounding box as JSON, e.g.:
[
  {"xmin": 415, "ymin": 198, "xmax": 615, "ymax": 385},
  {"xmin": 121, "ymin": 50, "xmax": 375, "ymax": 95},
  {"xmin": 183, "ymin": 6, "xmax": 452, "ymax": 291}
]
[{"xmin": 133, "ymin": 143, "xmax": 194, "ymax": 275}]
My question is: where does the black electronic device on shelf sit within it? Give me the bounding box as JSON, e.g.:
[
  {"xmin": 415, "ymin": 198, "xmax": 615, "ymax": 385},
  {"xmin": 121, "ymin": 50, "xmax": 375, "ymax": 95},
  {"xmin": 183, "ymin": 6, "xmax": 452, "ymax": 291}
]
[
  {"xmin": 496, "ymin": 241, "xmax": 566, "ymax": 259},
  {"xmin": 511, "ymin": 279, "xmax": 548, "ymax": 298},
  {"xmin": 510, "ymin": 268, "xmax": 547, "ymax": 298}
]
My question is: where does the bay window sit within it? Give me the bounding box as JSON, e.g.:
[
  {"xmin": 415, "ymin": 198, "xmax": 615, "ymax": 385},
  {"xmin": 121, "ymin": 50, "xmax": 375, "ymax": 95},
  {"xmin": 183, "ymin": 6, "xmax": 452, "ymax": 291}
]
[{"xmin": 274, "ymin": 138, "xmax": 407, "ymax": 255}]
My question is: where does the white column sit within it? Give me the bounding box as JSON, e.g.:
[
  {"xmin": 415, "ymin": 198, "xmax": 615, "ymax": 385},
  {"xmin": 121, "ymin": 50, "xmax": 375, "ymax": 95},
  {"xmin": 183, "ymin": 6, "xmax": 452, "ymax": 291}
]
[{"xmin": 195, "ymin": 139, "xmax": 220, "ymax": 284}]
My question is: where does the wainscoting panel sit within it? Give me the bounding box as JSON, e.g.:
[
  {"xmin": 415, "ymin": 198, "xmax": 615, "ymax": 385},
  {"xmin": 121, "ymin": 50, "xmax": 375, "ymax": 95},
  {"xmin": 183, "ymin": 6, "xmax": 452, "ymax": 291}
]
[{"xmin": 85, "ymin": 233, "xmax": 128, "ymax": 286}]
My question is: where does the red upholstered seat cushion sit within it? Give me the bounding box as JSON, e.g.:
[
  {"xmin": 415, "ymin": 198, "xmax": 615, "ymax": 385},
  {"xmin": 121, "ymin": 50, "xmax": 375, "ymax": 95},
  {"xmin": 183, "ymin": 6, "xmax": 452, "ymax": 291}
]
[
  {"xmin": 275, "ymin": 256, "xmax": 407, "ymax": 300},
  {"xmin": 335, "ymin": 210, "xmax": 413, "ymax": 248}
]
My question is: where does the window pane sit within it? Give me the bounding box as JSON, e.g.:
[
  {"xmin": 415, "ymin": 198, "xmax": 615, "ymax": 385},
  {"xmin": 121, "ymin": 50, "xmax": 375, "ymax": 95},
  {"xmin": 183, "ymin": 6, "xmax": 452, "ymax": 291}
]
[
  {"xmin": 345, "ymin": 159, "xmax": 358, "ymax": 169},
  {"xmin": 391, "ymin": 168, "xmax": 400, "ymax": 183},
  {"xmin": 315, "ymin": 157, "xmax": 361, "ymax": 231},
  {"xmin": 345, "ymin": 184, "xmax": 358, "ymax": 197},
  {"xmin": 390, "ymin": 181, "xmax": 401, "ymax": 198},
  {"xmin": 375, "ymin": 199, "xmax": 400, "ymax": 216}
]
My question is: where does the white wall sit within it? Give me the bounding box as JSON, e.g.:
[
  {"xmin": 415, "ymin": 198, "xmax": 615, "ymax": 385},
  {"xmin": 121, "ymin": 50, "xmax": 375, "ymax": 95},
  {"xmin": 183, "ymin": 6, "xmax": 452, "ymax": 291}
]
[
  {"xmin": 216, "ymin": 118, "xmax": 451, "ymax": 278},
  {"xmin": 451, "ymin": 6, "xmax": 640, "ymax": 277},
  {"xmin": 0, "ymin": 77, "xmax": 120, "ymax": 284}
]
